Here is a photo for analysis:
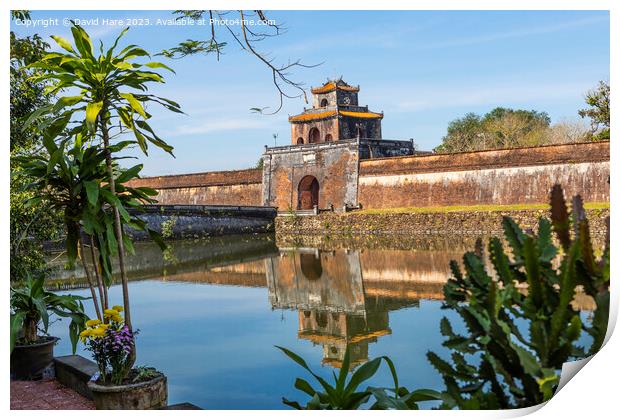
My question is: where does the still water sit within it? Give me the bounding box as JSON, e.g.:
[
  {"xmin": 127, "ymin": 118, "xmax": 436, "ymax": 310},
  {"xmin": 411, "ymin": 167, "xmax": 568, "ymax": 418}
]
[{"xmin": 45, "ymin": 234, "xmax": 593, "ymax": 409}]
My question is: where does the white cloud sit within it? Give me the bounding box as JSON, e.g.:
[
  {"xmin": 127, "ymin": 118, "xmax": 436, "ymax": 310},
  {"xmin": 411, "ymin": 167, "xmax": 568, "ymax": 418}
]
[
  {"xmin": 372, "ymin": 81, "xmax": 594, "ymax": 113},
  {"xmin": 172, "ymin": 117, "xmax": 273, "ymax": 136},
  {"xmin": 412, "ymin": 15, "xmax": 608, "ymax": 51}
]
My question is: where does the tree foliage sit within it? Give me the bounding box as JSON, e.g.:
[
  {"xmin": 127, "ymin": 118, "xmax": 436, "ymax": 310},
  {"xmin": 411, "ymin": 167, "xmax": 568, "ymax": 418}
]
[
  {"xmin": 10, "ymin": 12, "xmax": 63, "ymax": 281},
  {"xmin": 435, "ymin": 107, "xmax": 552, "ymax": 153},
  {"xmin": 578, "ymin": 80, "xmax": 610, "ymax": 140},
  {"xmin": 436, "ymin": 81, "xmax": 610, "ymax": 154}
]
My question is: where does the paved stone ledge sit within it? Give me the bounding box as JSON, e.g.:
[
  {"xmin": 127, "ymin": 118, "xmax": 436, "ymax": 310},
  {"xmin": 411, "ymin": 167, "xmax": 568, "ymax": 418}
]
[
  {"xmin": 11, "ymin": 379, "xmax": 95, "ymax": 410},
  {"xmin": 55, "ymin": 355, "xmax": 98, "ymax": 400}
]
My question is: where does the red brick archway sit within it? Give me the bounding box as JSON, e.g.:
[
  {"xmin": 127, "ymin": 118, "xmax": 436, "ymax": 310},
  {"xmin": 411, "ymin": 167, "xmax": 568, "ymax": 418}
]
[
  {"xmin": 298, "ymin": 175, "xmax": 319, "ymax": 210},
  {"xmin": 308, "ymin": 127, "xmax": 321, "ymax": 144},
  {"xmin": 325, "ymin": 133, "xmax": 333, "ymax": 142}
]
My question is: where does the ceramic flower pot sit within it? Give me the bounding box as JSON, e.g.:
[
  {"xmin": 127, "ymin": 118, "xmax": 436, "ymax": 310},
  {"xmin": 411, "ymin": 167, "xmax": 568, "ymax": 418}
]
[
  {"xmin": 10, "ymin": 336, "xmax": 58, "ymax": 380},
  {"xmin": 87, "ymin": 372, "xmax": 167, "ymax": 410}
]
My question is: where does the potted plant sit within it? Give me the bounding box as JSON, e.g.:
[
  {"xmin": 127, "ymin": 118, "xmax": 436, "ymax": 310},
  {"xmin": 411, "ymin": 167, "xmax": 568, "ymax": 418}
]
[
  {"xmin": 10, "ymin": 274, "xmax": 88, "ymax": 380},
  {"xmin": 81, "ymin": 307, "xmax": 167, "ymax": 409}
]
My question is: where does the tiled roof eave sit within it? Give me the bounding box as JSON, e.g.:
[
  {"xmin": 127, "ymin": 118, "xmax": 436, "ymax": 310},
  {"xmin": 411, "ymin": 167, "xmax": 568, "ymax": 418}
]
[
  {"xmin": 311, "ymin": 82, "xmax": 360, "ymax": 94},
  {"xmin": 289, "ymin": 110, "xmax": 383, "ymax": 123},
  {"xmin": 339, "ymin": 111, "xmax": 383, "ymax": 119},
  {"xmin": 289, "ymin": 110, "xmax": 338, "ymax": 123}
]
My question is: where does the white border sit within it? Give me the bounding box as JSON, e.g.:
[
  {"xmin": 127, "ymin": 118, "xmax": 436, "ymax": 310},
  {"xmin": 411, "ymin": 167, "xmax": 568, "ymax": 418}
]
[{"xmin": 2, "ymin": 1, "xmax": 617, "ymax": 419}]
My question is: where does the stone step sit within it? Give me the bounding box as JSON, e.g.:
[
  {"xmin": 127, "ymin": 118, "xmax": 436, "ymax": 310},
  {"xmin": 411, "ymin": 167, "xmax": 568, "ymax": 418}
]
[{"xmin": 54, "ymin": 355, "xmax": 98, "ymax": 400}]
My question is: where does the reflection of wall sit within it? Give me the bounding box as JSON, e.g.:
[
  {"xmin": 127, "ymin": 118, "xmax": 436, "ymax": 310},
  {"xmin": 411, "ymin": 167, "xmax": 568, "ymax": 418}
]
[{"xmin": 47, "ymin": 234, "xmax": 278, "ymax": 287}]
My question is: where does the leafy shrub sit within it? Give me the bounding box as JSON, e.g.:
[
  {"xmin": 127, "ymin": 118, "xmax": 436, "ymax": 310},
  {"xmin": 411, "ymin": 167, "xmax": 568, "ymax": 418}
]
[
  {"xmin": 277, "ymin": 346, "xmax": 440, "ymax": 409},
  {"xmin": 427, "ymin": 184, "xmax": 610, "ymax": 409}
]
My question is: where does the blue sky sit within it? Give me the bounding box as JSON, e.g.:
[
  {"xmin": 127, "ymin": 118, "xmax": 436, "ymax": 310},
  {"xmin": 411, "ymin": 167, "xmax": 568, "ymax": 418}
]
[{"xmin": 12, "ymin": 10, "xmax": 610, "ymax": 176}]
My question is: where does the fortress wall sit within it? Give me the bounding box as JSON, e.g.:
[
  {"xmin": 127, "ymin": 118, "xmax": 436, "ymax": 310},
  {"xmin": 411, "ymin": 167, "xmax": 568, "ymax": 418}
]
[
  {"xmin": 358, "ymin": 141, "xmax": 609, "ymax": 209},
  {"xmin": 127, "ymin": 168, "xmax": 262, "ymax": 206},
  {"xmin": 128, "ymin": 141, "xmax": 609, "ymax": 209},
  {"xmin": 152, "ymin": 184, "xmax": 262, "ymax": 206}
]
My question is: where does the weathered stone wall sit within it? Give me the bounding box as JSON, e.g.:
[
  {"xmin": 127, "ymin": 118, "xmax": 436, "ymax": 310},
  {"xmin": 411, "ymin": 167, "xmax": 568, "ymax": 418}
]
[
  {"xmin": 358, "ymin": 141, "xmax": 610, "ymax": 208},
  {"xmin": 127, "ymin": 141, "xmax": 609, "ymax": 211},
  {"xmin": 262, "ymin": 140, "xmax": 360, "ymax": 210},
  {"xmin": 153, "ymin": 183, "xmax": 262, "ymax": 206},
  {"xmin": 127, "ymin": 168, "xmax": 262, "ymax": 206}
]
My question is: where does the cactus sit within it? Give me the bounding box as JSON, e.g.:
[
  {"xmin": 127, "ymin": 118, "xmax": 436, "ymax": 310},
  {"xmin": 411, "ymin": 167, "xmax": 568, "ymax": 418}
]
[{"xmin": 427, "ymin": 184, "xmax": 610, "ymax": 409}]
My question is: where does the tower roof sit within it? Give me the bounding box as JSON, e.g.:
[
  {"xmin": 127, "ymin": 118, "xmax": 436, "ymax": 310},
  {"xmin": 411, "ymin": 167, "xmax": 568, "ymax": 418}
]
[
  {"xmin": 311, "ymin": 78, "xmax": 360, "ymax": 94},
  {"xmin": 289, "ymin": 109, "xmax": 383, "ymax": 123}
]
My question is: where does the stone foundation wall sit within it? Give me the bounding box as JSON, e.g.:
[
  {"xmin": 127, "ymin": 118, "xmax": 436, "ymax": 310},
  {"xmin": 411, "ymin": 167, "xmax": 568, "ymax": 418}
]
[
  {"xmin": 275, "ymin": 208, "xmax": 609, "ymax": 238},
  {"xmin": 358, "ymin": 141, "xmax": 609, "ymax": 208}
]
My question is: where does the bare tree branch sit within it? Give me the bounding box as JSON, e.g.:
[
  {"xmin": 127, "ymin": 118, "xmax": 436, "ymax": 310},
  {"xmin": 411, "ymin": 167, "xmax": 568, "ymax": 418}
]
[{"xmin": 163, "ymin": 10, "xmax": 321, "ymax": 114}]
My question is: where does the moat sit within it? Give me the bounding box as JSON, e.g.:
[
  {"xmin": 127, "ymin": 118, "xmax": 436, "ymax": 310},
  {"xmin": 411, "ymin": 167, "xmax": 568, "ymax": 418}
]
[{"xmin": 44, "ymin": 233, "xmax": 596, "ymax": 409}]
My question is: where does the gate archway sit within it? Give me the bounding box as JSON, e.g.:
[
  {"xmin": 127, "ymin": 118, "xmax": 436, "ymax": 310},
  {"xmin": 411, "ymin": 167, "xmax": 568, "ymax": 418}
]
[
  {"xmin": 300, "ymin": 253, "xmax": 323, "ymax": 280},
  {"xmin": 298, "ymin": 175, "xmax": 319, "ymax": 210}
]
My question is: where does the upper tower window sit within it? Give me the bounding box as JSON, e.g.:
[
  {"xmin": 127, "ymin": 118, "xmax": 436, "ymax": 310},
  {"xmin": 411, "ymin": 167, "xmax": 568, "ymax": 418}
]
[
  {"xmin": 320, "ymin": 98, "xmax": 328, "ymax": 107},
  {"xmin": 309, "ymin": 127, "xmax": 321, "ymax": 144}
]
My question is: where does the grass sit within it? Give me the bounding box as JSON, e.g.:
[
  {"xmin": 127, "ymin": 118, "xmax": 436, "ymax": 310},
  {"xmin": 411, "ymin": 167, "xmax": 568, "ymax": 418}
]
[{"xmin": 356, "ymin": 202, "xmax": 609, "ymax": 215}]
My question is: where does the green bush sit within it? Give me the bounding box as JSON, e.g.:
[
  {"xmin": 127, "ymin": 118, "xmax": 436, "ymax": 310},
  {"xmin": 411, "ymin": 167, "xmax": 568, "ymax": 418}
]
[
  {"xmin": 277, "ymin": 346, "xmax": 440, "ymax": 409},
  {"xmin": 427, "ymin": 184, "xmax": 609, "ymax": 409}
]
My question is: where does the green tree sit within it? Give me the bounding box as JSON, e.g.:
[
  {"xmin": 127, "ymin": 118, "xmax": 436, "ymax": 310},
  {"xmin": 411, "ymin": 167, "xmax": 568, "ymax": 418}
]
[
  {"xmin": 10, "ymin": 11, "xmax": 63, "ymax": 281},
  {"xmin": 578, "ymin": 81, "xmax": 610, "ymax": 140},
  {"xmin": 434, "ymin": 113, "xmax": 483, "ymax": 153},
  {"xmin": 435, "ymin": 108, "xmax": 551, "ymax": 153}
]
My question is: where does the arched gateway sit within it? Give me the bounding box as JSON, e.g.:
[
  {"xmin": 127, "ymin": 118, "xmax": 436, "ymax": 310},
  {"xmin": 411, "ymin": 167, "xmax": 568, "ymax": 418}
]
[{"xmin": 298, "ymin": 175, "xmax": 319, "ymax": 210}]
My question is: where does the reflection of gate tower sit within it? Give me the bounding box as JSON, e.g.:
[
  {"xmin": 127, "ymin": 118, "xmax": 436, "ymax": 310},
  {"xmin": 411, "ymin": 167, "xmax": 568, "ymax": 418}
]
[
  {"xmin": 265, "ymin": 249, "xmax": 393, "ymax": 370},
  {"xmin": 297, "ymin": 309, "xmax": 390, "ymax": 369},
  {"xmin": 261, "ymin": 78, "xmax": 421, "ymax": 213}
]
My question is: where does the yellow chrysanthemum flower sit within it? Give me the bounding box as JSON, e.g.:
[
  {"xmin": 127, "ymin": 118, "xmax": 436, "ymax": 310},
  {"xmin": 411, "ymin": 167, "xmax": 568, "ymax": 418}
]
[
  {"xmin": 103, "ymin": 309, "xmax": 119, "ymax": 319},
  {"xmin": 80, "ymin": 329, "xmax": 91, "ymax": 337},
  {"xmin": 112, "ymin": 305, "xmax": 124, "ymax": 313},
  {"xmin": 86, "ymin": 319, "xmax": 101, "ymax": 327},
  {"xmin": 90, "ymin": 327, "xmax": 106, "ymax": 338},
  {"xmin": 111, "ymin": 314, "xmax": 123, "ymax": 323},
  {"xmin": 99, "ymin": 323, "xmax": 111, "ymax": 330}
]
